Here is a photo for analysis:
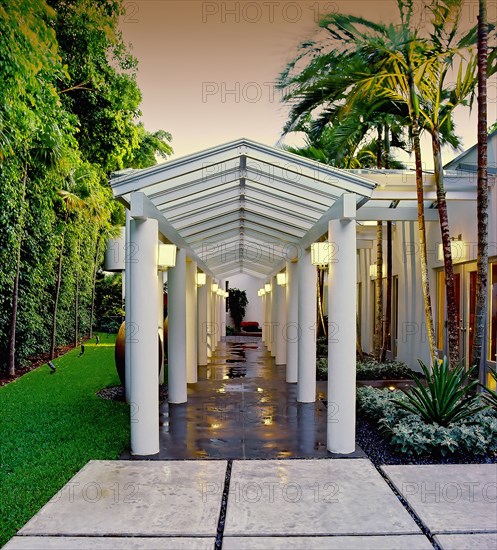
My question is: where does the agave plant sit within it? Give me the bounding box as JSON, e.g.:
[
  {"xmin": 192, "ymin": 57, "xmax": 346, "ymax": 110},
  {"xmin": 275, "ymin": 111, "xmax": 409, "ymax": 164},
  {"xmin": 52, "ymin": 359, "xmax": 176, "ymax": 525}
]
[
  {"xmin": 482, "ymin": 370, "xmax": 497, "ymax": 409},
  {"xmin": 393, "ymin": 357, "xmax": 488, "ymax": 426}
]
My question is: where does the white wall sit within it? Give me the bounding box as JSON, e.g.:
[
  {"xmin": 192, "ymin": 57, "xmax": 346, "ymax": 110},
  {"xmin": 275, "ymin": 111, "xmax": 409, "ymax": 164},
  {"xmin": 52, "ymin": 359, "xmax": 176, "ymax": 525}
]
[{"xmin": 225, "ymin": 273, "xmax": 264, "ymax": 327}]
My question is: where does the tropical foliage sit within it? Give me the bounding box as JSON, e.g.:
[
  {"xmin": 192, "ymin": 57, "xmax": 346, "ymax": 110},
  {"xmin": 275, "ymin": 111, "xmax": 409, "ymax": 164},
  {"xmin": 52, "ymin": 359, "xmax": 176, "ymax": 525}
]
[
  {"xmin": 394, "ymin": 357, "xmax": 487, "ymax": 425},
  {"xmin": 0, "ymin": 0, "xmax": 172, "ymax": 375},
  {"xmin": 278, "ymin": 0, "xmax": 496, "ymax": 367},
  {"xmin": 227, "ymin": 288, "xmax": 249, "ymax": 330},
  {"xmin": 357, "ymin": 386, "xmax": 497, "ymax": 457}
]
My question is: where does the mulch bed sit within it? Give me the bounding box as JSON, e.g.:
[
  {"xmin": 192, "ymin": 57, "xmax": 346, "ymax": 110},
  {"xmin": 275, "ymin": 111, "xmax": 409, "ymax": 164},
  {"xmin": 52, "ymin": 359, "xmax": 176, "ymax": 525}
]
[
  {"xmin": 0, "ymin": 343, "xmax": 77, "ymax": 387},
  {"xmin": 97, "ymin": 384, "xmax": 168, "ymax": 405}
]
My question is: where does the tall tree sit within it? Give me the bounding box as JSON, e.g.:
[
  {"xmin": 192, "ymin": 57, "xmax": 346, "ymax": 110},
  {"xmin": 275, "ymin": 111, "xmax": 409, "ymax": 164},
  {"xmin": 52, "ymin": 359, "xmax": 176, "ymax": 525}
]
[{"xmin": 471, "ymin": 0, "xmax": 489, "ymax": 377}]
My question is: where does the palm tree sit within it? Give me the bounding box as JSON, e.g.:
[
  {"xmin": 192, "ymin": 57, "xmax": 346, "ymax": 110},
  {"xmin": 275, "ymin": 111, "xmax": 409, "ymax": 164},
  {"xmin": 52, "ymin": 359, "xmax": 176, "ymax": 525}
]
[
  {"xmin": 278, "ymin": 2, "xmax": 440, "ymax": 360},
  {"xmin": 49, "ymin": 166, "xmax": 89, "ymax": 359},
  {"xmin": 471, "ymin": 0, "xmax": 489, "ymax": 378}
]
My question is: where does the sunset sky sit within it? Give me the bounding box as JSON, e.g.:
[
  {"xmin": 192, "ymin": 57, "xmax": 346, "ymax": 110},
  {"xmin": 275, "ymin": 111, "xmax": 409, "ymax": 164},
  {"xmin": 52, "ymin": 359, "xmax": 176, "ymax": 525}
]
[{"xmin": 119, "ymin": 0, "xmax": 496, "ymax": 166}]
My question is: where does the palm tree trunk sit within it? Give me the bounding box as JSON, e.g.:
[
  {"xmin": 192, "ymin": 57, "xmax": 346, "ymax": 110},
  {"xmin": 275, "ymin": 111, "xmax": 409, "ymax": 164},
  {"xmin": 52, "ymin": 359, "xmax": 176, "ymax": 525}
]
[
  {"xmin": 89, "ymin": 234, "xmax": 101, "ymax": 339},
  {"xmin": 471, "ymin": 0, "xmax": 488, "ymax": 380},
  {"xmin": 380, "ymin": 221, "xmax": 393, "ymax": 362},
  {"xmin": 50, "ymin": 215, "xmax": 68, "ymax": 360},
  {"xmin": 8, "ymin": 165, "xmax": 28, "ymax": 376},
  {"xmin": 413, "ymin": 120, "xmax": 437, "ymax": 362},
  {"xmin": 374, "ymin": 222, "xmax": 384, "ymax": 359},
  {"xmin": 74, "ymin": 237, "xmax": 80, "ymax": 348},
  {"xmin": 432, "ymin": 130, "xmax": 459, "ymax": 366}
]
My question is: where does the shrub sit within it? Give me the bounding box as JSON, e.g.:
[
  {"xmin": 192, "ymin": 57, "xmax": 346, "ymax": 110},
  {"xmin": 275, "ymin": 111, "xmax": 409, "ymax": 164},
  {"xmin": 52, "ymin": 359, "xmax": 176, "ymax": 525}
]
[
  {"xmin": 357, "ymin": 385, "xmax": 497, "ymax": 457},
  {"xmin": 316, "ymin": 336, "xmax": 328, "ymax": 357},
  {"xmin": 387, "ymin": 409, "xmax": 497, "ymax": 457},
  {"xmin": 394, "ymin": 357, "xmax": 487, "ymax": 426},
  {"xmin": 356, "ymin": 360, "xmax": 414, "ymax": 380},
  {"xmin": 316, "ymin": 358, "xmax": 328, "ymax": 380},
  {"xmin": 316, "ymin": 358, "xmax": 415, "ymax": 381}
]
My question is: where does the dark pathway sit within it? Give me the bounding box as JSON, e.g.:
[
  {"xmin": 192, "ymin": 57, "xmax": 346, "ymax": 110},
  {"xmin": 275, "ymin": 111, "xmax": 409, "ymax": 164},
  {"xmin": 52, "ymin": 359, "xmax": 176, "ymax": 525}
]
[{"xmin": 157, "ymin": 336, "xmax": 364, "ymax": 459}]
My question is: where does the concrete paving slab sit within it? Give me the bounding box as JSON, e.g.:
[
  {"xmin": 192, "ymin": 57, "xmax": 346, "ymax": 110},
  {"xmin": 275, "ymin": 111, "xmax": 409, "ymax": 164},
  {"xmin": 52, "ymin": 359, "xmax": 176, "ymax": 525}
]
[
  {"xmin": 3, "ymin": 536, "xmax": 214, "ymax": 549},
  {"xmin": 223, "ymin": 534, "xmax": 433, "ymax": 549},
  {"xmin": 18, "ymin": 460, "xmax": 226, "ymax": 537},
  {"xmin": 224, "ymin": 459, "xmax": 422, "ymax": 536},
  {"xmin": 434, "ymin": 533, "xmax": 497, "ymax": 549},
  {"xmin": 382, "ymin": 464, "xmax": 497, "ymax": 534}
]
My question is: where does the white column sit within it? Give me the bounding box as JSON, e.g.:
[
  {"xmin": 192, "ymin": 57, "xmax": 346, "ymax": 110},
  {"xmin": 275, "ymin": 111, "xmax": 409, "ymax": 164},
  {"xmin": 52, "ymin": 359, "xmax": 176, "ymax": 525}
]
[
  {"xmin": 270, "ymin": 276, "xmax": 278, "ymax": 356},
  {"xmin": 275, "ymin": 278, "xmax": 287, "ymax": 365},
  {"xmin": 286, "ymin": 261, "xmax": 298, "ymax": 383},
  {"xmin": 124, "ymin": 209, "xmax": 132, "ymax": 403},
  {"xmin": 261, "ymin": 293, "xmax": 266, "ymax": 343},
  {"xmin": 220, "ymin": 281, "xmax": 226, "ymax": 339},
  {"xmin": 186, "ymin": 261, "xmax": 197, "ymax": 383},
  {"xmin": 168, "ymin": 248, "xmax": 187, "ymax": 403},
  {"xmin": 197, "ymin": 276, "xmax": 208, "ymax": 366},
  {"xmin": 328, "ymin": 216, "xmax": 357, "ymax": 453},
  {"xmin": 297, "ymin": 249, "xmax": 316, "ymax": 403},
  {"xmin": 158, "ymin": 270, "xmax": 164, "ymax": 385},
  {"xmin": 129, "ymin": 218, "xmax": 159, "ymax": 456},
  {"xmin": 216, "ymin": 292, "xmax": 221, "ymax": 346},
  {"xmin": 265, "ymin": 286, "xmax": 272, "ymax": 352},
  {"xmin": 206, "ymin": 276, "xmax": 212, "ymax": 359}
]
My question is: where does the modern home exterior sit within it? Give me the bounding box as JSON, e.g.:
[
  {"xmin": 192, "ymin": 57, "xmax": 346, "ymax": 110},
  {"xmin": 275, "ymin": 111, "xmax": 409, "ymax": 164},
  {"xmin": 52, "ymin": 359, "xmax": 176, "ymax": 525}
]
[{"xmin": 107, "ymin": 135, "xmax": 497, "ymax": 457}]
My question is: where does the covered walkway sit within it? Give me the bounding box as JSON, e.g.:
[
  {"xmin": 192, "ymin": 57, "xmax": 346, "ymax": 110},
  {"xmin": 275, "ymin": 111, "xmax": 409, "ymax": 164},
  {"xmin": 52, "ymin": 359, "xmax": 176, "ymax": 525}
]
[{"xmin": 153, "ymin": 337, "xmax": 363, "ymax": 460}]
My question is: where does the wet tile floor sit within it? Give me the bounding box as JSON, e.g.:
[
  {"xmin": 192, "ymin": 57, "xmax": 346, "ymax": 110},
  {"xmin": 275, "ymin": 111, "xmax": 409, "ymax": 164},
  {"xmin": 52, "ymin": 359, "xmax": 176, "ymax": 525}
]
[{"xmin": 155, "ymin": 337, "xmax": 365, "ymax": 460}]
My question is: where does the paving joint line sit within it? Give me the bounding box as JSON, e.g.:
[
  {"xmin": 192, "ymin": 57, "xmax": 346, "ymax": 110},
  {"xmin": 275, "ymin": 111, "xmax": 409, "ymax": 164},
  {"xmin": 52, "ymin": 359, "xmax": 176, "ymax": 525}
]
[
  {"xmin": 373, "ymin": 463, "xmax": 440, "ymax": 550},
  {"xmin": 215, "ymin": 459, "xmax": 233, "ymax": 550}
]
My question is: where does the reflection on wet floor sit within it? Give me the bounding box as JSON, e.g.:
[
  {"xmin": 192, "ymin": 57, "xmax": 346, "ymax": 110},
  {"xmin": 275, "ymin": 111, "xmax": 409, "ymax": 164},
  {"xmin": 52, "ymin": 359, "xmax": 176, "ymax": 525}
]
[{"xmin": 157, "ymin": 336, "xmax": 341, "ymax": 460}]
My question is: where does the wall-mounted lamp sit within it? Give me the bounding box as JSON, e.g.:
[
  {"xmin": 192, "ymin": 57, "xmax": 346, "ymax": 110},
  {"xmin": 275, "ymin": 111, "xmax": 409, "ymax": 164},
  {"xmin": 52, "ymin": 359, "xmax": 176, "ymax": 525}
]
[
  {"xmin": 196, "ymin": 272, "xmax": 206, "ymax": 286},
  {"xmin": 276, "ymin": 273, "xmax": 287, "ymax": 286},
  {"xmin": 264, "ymin": 283, "xmax": 272, "ymax": 293},
  {"xmin": 216, "ymin": 288, "xmax": 224, "ymax": 296},
  {"xmin": 369, "ymin": 264, "xmax": 386, "ymax": 278},
  {"xmin": 158, "ymin": 243, "xmax": 177, "ymax": 270},
  {"xmin": 223, "ymin": 291, "xmax": 229, "ymax": 298},
  {"xmin": 212, "ymin": 282, "xmax": 219, "ymax": 293},
  {"xmin": 311, "ymin": 242, "xmax": 331, "ymax": 266},
  {"xmin": 258, "ymin": 289, "xmax": 266, "ymax": 297},
  {"xmin": 437, "ymin": 234, "xmax": 466, "ymax": 262}
]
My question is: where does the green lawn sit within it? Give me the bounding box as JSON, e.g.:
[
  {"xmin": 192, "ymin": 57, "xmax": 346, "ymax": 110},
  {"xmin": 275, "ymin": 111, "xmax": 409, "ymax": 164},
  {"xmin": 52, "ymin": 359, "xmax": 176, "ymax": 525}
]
[{"xmin": 0, "ymin": 333, "xmax": 129, "ymax": 547}]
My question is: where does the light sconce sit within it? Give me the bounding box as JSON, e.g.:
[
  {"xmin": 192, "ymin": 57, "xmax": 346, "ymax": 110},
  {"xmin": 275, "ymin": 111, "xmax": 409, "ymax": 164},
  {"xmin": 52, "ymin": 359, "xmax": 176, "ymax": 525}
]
[
  {"xmin": 311, "ymin": 242, "xmax": 331, "ymax": 266},
  {"xmin": 437, "ymin": 234, "xmax": 466, "ymax": 262},
  {"xmin": 258, "ymin": 289, "xmax": 266, "ymax": 296},
  {"xmin": 212, "ymin": 282, "xmax": 219, "ymax": 293},
  {"xmin": 223, "ymin": 291, "xmax": 229, "ymax": 298},
  {"xmin": 158, "ymin": 243, "xmax": 177, "ymax": 270},
  {"xmin": 217, "ymin": 288, "xmax": 224, "ymax": 296},
  {"xmin": 276, "ymin": 273, "xmax": 287, "ymax": 286},
  {"xmin": 196, "ymin": 272, "xmax": 206, "ymax": 286},
  {"xmin": 264, "ymin": 283, "xmax": 272, "ymax": 293},
  {"xmin": 369, "ymin": 264, "xmax": 386, "ymax": 278}
]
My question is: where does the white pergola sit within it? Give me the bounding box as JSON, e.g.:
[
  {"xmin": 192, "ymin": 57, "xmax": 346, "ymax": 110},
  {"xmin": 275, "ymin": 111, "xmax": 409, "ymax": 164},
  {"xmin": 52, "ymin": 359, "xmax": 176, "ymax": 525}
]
[{"xmin": 109, "ymin": 138, "xmax": 471, "ymax": 457}]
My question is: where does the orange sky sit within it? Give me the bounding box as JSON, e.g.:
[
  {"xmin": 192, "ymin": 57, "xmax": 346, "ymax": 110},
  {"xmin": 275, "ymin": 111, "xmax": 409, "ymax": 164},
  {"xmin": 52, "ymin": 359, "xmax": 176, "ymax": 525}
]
[{"xmin": 119, "ymin": 0, "xmax": 496, "ymax": 165}]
